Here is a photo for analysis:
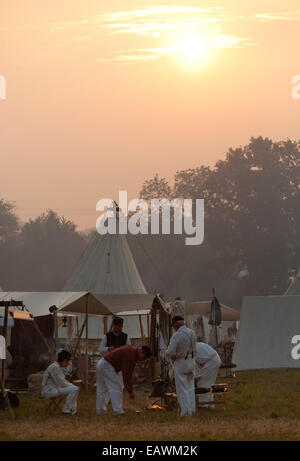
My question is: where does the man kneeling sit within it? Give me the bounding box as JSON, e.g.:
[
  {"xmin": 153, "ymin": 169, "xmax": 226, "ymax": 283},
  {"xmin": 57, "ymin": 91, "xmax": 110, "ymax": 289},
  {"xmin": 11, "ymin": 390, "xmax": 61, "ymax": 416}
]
[
  {"xmin": 42, "ymin": 350, "xmax": 79, "ymax": 415},
  {"xmin": 96, "ymin": 345, "xmax": 151, "ymax": 415}
]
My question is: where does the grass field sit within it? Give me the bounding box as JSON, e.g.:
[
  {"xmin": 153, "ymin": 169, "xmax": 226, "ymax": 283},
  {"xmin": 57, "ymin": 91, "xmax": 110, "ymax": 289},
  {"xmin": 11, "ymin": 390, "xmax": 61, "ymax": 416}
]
[{"xmin": 1, "ymin": 369, "xmax": 300, "ymax": 441}]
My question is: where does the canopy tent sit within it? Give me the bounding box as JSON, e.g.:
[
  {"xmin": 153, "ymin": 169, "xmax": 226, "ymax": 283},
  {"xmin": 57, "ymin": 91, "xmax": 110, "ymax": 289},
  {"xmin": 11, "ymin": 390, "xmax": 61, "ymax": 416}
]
[
  {"xmin": 233, "ymin": 296, "xmax": 300, "ymax": 370},
  {"xmin": 93, "ymin": 293, "xmax": 167, "ymax": 316},
  {"xmin": 59, "ymin": 293, "xmax": 170, "ymax": 386},
  {"xmin": 185, "ymin": 301, "xmax": 240, "ymax": 321},
  {"xmin": 0, "ymin": 291, "xmax": 111, "ymax": 317},
  {"xmin": 0, "ymin": 292, "xmax": 114, "ymax": 391},
  {"xmin": 284, "ymin": 268, "xmax": 300, "ymax": 295},
  {"xmin": 182, "ymin": 300, "xmax": 240, "ymax": 347},
  {"xmin": 63, "ymin": 232, "xmax": 147, "ymax": 294},
  {"xmin": 0, "ymin": 291, "xmax": 113, "ymax": 345},
  {"xmin": 59, "ymin": 293, "xmax": 168, "ymax": 340}
]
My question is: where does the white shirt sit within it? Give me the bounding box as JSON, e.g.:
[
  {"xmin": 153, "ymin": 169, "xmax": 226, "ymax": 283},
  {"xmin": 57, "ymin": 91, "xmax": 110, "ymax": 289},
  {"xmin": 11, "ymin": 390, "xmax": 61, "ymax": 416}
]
[
  {"xmin": 98, "ymin": 332, "xmax": 131, "ymax": 355},
  {"xmin": 165, "ymin": 325, "xmax": 197, "ymax": 361},
  {"xmin": 195, "ymin": 342, "xmax": 219, "ymax": 365},
  {"xmin": 42, "ymin": 361, "xmax": 70, "ymax": 391}
]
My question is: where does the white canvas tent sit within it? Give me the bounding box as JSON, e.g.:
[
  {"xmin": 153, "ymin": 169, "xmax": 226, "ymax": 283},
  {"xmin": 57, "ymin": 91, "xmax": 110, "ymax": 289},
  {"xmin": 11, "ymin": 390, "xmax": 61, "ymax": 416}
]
[
  {"xmin": 185, "ymin": 301, "xmax": 240, "ymax": 321},
  {"xmin": 59, "ymin": 293, "xmax": 167, "ymax": 341},
  {"xmin": 62, "ymin": 229, "xmax": 153, "ymax": 338},
  {"xmin": 0, "ymin": 292, "xmax": 111, "ymax": 339},
  {"xmin": 233, "ymin": 295, "xmax": 300, "ymax": 370},
  {"xmin": 0, "ymin": 291, "xmax": 111, "ymax": 317},
  {"xmin": 173, "ymin": 300, "xmax": 240, "ymax": 345},
  {"xmin": 63, "ymin": 233, "xmax": 147, "ymax": 294}
]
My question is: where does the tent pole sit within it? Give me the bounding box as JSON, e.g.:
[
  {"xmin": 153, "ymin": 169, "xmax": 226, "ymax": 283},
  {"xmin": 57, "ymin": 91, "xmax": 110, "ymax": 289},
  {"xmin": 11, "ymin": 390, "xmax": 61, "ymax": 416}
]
[
  {"xmin": 85, "ymin": 295, "xmax": 89, "ymax": 392},
  {"xmin": 73, "ymin": 318, "xmax": 87, "ymax": 357},
  {"xmin": 139, "ymin": 315, "xmax": 144, "ymax": 345},
  {"xmin": 212, "ymin": 288, "xmax": 218, "ymax": 349},
  {"xmin": 147, "ymin": 315, "xmax": 150, "ymax": 342},
  {"xmin": 54, "ymin": 309, "xmax": 58, "ymax": 356},
  {"xmin": 150, "ymin": 304, "xmax": 157, "ymax": 379},
  {"xmin": 0, "ymin": 305, "xmax": 15, "ymax": 419}
]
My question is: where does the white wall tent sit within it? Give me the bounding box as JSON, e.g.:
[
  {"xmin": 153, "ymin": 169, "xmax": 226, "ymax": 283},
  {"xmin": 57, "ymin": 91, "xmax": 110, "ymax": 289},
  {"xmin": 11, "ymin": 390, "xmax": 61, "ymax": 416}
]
[
  {"xmin": 233, "ymin": 296, "xmax": 300, "ymax": 370},
  {"xmin": 63, "ymin": 233, "xmax": 147, "ymax": 294}
]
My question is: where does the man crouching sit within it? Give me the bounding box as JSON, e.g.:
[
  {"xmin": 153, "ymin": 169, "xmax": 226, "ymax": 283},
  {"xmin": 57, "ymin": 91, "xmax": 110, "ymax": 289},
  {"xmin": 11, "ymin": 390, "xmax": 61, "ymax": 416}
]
[
  {"xmin": 42, "ymin": 350, "xmax": 79, "ymax": 415},
  {"xmin": 96, "ymin": 344, "xmax": 151, "ymax": 415}
]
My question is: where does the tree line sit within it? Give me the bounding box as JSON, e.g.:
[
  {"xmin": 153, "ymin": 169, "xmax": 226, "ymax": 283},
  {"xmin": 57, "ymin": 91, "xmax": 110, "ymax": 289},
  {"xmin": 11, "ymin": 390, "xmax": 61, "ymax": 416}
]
[{"xmin": 1, "ymin": 136, "xmax": 299, "ymax": 308}]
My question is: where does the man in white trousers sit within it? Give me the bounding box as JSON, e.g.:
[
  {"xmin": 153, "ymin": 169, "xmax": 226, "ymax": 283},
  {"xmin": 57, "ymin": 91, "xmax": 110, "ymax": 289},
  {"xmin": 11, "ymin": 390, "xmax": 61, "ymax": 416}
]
[
  {"xmin": 98, "ymin": 316, "xmax": 131, "ymax": 389},
  {"xmin": 165, "ymin": 316, "xmax": 197, "ymax": 417},
  {"xmin": 195, "ymin": 341, "xmax": 221, "ymax": 408},
  {"xmin": 96, "ymin": 344, "xmax": 151, "ymax": 415},
  {"xmin": 42, "ymin": 350, "xmax": 79, "ymax": 415}
]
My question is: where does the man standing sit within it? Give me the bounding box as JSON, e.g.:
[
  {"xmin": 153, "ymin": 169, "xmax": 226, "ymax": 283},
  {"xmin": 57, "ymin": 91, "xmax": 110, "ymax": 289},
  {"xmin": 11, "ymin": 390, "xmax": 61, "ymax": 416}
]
[
  {"xmin": 98, "ymin": 316, "xmax": 130, "ymax": 355},
  {"xmin": 195, "ymin": 341, "xmax": 221, "ymax": 408},
  {"xmin": 165, "ymin": 316, "xmax": 197, "ymax": 417},
  {"xmin": 42, "ymin": 350, "xmax": 79, "ymax": 415},
  {"xmin": 96, "ymin": 344, "xmax": 151, "ymax": 415}
]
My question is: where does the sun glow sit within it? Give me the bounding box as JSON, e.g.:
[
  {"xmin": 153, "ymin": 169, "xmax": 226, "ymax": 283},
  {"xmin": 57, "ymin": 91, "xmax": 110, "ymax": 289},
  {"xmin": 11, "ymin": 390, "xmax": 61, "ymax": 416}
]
[{"xmin": 176, "ymin": 33, "xmax": 209, "ymax": 67}]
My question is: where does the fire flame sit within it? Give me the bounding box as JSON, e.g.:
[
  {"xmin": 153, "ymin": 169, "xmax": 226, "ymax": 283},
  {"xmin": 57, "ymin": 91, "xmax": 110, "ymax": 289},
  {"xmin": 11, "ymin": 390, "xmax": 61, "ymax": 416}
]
[{"xmin": 151, "ymin": 403, "xmax": 166, "ymax": 411}]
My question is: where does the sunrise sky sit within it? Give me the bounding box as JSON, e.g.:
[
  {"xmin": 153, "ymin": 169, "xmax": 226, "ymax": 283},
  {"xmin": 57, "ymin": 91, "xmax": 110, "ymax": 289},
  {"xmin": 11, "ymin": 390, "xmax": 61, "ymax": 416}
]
[{"xmin": 0, "ymin": 0, "xmax": 300, "ymax": 229}]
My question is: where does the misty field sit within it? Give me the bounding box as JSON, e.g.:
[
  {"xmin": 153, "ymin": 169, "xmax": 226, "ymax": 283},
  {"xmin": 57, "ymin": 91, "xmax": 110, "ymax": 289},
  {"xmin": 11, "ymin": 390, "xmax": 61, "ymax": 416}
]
[{"xmin": 1, "ymin": 369, "xmax": 300, "ymax": 441}]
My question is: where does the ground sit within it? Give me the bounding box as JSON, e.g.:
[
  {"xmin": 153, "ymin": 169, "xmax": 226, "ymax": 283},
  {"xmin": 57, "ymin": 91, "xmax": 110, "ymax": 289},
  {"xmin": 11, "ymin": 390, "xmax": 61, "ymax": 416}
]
[{"xmin": 1, "ymin": 369, "xmax": 300, "ymax": 441}]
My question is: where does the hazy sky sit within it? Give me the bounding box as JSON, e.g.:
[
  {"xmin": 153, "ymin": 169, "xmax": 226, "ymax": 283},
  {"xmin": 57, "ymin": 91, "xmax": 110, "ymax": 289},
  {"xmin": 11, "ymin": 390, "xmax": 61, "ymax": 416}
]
[{"xmin": 1, "ymin": 0, "xmax": 300, "ymax": 229}]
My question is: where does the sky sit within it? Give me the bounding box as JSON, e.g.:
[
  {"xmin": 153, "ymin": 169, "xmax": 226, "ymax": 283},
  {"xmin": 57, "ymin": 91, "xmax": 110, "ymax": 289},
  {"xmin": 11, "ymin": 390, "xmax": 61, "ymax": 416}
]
[{"xmin": 0, "ymin": 0, "xmax": 300, "ymax": 229}]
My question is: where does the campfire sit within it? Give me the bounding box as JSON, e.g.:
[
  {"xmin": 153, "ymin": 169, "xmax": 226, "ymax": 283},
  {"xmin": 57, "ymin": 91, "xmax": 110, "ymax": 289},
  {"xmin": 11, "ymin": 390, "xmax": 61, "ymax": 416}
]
[
  {"xmin": 146, "ymin": 379, "xmax": 177, "ymax": 411},
  {"xmin": 151, "ymin": 402, "xmax": 166, "ymax": 411},
  {"xmin": 146, "ymin": 399, "xmax": 167, "ymax": 411}
]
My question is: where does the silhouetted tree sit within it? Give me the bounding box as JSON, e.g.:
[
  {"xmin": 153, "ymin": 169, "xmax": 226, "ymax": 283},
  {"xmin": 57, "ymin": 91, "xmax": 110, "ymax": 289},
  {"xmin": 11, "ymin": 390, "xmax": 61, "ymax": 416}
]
[
  {"xmin": 138, "ymin": 137, "xmax": 300, "ymax": 305},
  {"xmin": 0, "ymin": 198, "xmax": 19, "ymax": 244},
  {"xmin": 140, "ymin": 174, "xmax": 172, "ymax": 200},
  {"xmin": 0, "ymin": 199, "xmax": 20, "ymax": 289},
  {"xmin": 17, "ymin": 210, "xmax": 86, "ymax": 290}
]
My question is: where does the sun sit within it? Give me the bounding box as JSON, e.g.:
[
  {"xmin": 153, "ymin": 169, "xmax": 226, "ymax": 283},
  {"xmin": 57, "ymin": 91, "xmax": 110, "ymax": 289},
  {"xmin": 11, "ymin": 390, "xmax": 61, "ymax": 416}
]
[{"xmin": 177, "ymin": 33, "xmax": 208, "ymax": 66}]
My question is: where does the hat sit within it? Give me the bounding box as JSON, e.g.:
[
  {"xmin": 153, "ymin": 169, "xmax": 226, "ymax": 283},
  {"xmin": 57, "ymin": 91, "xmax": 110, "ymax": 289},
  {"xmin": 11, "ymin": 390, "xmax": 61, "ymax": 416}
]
[
  {"xmin": 171, "ymin": 315, "xmax": 184, "ymax": 326},
  {"xmin": 112, "ymin": 316, "xmax": 124, "ymax": 325}
]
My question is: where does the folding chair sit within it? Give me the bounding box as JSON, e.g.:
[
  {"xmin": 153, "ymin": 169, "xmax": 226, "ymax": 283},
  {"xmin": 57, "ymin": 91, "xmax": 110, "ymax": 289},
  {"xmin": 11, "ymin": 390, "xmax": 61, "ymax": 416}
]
[{"xmin": 40, "ymin": 395, "xmax": 64, "ymax": 413}]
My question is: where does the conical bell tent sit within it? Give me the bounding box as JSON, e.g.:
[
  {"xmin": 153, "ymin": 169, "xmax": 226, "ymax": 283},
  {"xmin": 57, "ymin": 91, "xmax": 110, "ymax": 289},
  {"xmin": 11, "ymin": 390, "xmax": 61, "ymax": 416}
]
[
  {"xmin": 62, "ymin": 206, "xmax": 158, "ymax": 343},
  {"xmin": 63, "ymin": 232, "xmax": 147, "ymax": 294}
]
